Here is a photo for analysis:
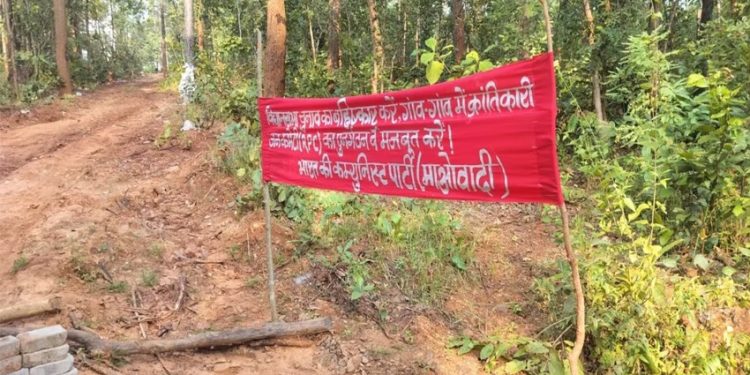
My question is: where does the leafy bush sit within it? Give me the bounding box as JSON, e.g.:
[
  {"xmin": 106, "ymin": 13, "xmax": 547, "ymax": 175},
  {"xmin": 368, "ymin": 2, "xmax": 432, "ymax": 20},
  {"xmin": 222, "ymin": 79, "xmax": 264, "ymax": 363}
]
[{"xmin": 541, "ymin": 27, "xmax": 750, "ymax": 373}]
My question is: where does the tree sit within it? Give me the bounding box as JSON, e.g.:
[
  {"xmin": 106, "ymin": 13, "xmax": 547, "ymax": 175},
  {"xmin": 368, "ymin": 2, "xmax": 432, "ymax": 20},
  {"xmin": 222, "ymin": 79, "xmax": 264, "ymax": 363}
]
[
  {"xmin": 366, "ymin": 0, "xmax": 383, "ymax": 94},
  {"xmin": 53, "ymin": 0, "xmax": 72, "ymax": 95},
  {"xmin": 583, "ymin": 0, "xmax": 604, "ymax": 122},
  {"xmin": 327, "ymin": 0, "xmax": 340, "ymax": 71},
  {"xmin": 184, "ymin": 0, "xmax": 194, "ymax": 65},
  {"xmin": 451, "ymin": 0, "xmax": 466, "ymax": 63},
  {"xmin": 263, "ymin": 0, "xmax": 286, "ymax": 97},
  {"xmin": 160, "ymin": 0, "xmax": 168, "ymax": 77},
  {"xmin": 0, "ymin": 0, "xmax": 18, "ymax": 96},
  {"xmin": 700, "ymin": 0, "xmax": 714, "ymax": 27}
]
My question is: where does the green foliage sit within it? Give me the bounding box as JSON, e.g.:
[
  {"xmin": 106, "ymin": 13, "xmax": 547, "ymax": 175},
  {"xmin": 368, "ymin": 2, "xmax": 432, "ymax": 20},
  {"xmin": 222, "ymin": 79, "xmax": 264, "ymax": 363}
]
[
  {"xmin": 11, "ymin": 255, "xmax": 30, "ymax": 274},
  {"xmin": 311, "ymin": 196, "xmax": 473, "ymax": 305},
  {"xmin": 543, "ymin": 24, "xmax": 750, "ymax": 374},
  {"xmin": 140, "ymin": 269, "xmax": 159, "ymax": 287},
  {"xmin": 107, "ymin": 281, "xmax": 129, "ymax": 294},
  {"xmin": 448, "ymin": 335, "xmax": 565, "ymax": 374}
]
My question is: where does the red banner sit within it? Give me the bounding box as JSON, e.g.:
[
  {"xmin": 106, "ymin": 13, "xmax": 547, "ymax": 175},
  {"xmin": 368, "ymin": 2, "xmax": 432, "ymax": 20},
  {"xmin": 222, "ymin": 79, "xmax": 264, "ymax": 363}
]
[{"xmin": 259, "ymin": 53, "xmax": 563, "ymax": 205}]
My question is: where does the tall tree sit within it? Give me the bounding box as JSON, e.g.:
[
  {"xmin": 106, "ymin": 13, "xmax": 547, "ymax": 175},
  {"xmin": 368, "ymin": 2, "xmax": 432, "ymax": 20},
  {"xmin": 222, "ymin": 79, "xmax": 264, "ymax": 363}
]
[
  {"xmin": 700, "ymin": 0, "xmax": 715, "ymax": 27},
  {"xmin": 327, "ymin": 0, "xmax": 340, "ymax": 71},
  {"xmin": 366, "ymin": 0, "xmax": 383, "ymax": 94},
  {"xmin": 0, "ymin": 0, "xmax": 18, "ymax": 96},
  {"xmin": 583, "ymin": 0, "xmax": 604, "ymax": 122},
  {"xmin": 649, "ymin": 0, "xmax": 664, "ymax": 32},
  {"xmin": 196, "ymin": 0, "xmax": 204, "ymax": 53},
  {"xmin": 184, "ymin": 0, "xmax": 194, "ymax": 65},
  {"xmin": 451, "ymin": 0, "xmax": 466, "ymax": 62},
  {"xmin": 159, "ymin": 0, "xmax": 168, "ymax": 77},
  {"xmin": 53, "ymin": 0, "xmax": 72, "ymax": 94},
  {"xmin": 263, "ymin": 0, "xmax": 286, "ymax": 97},
  {"xmin": 306, "ymin": 6, "xmax": 316, "ymax": 64}
]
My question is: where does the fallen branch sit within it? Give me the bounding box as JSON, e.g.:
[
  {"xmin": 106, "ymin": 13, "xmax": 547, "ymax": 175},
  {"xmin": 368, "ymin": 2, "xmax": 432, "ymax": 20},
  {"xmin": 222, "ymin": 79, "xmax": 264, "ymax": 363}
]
[
  {"xmin": 0, "ymin": 317, "xmax": 331, "ymax": 356},
  {"xmin": 0, "ymin": 297, "xmax": 61, "ymax": 323}
]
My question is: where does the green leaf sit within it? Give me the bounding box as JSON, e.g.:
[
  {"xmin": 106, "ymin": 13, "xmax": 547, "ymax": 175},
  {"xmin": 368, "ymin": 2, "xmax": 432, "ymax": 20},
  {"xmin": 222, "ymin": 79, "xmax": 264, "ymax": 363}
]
[
  {"xmin": 722, "ymin": 266, "xmax": 737, "ymax": 277},
  {"xmin": 687, "ymin": 73, "xmax": 708, "ymax": 88},
  {"xmin": 425, "ymin": 37, "xmax": 438, "ymax": 51},
  {"xmin": 660, "ymin": 257, "xmax": 678, "ymax": 268},
  {"xmin": 235, "ymin": 168, "xmax": 246, "ymax": 177},
  {"xmin": 479, "ymin": 344, "xmax": 494, "ymax": 361},
  {"xmin": 458, "ymin": 340, "xmax": 475, "ymax": 355},
  {"xmin": 504, "ymin": 360, "xmax": 526, "ymax": 374},
  {"xmin": 426, "ymin": 60, "xmax": 445, "ymax": 84},
  {"xmin": 525, "ymin": 341, "xmax": 549, "ymax": 354},
  {"xmin": 547, "ymin": 351, "xmax": 565, "ymax": 375},
  {"xmin": 478, "ymin": 60, "xmax": 494, "ymax": 72},
  {"xmin": 732, "ymin": 205, "xmax": 744, "ymax": 217},
  {"xmin": 420, "ymin": 52, "xmax": 435, "ymax": 65},
  {"xmin": 451, "ymin": 254, "xmax": 467, "ymax": 271},
  {"xmin": 693, "ymin": 254, "xmax": 710, "ymax": 271},
  {"xmin": 466, "ymin": 50, "xmax": 479, "ymax": 62},
  {"xmin": 623, "ymin": 197, "xmax": 636, "ymax": 211},
  {"xmin": 740, "ymin": 248, "xmax": 750, "ymax": 257}
]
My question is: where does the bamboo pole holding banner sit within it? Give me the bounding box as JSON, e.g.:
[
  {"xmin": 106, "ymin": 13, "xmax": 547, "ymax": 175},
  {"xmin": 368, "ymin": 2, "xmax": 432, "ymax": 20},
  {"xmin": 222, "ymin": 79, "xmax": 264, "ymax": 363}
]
[
  {"xmin": 257, "ymin": 28, "xmax": 279, "ymax": 322},
  {"xmin": 538, "ymin": 0, "xmax": 585, "ymax": 373}
]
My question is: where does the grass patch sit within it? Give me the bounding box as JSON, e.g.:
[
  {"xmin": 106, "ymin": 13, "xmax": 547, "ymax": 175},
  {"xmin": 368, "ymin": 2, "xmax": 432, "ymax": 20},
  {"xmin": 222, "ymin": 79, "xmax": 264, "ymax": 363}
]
[
  {"xmin": 308, "ymin": 194, "xmax": 474, "ymax": 306},
  {"xmin": 141, "ymin": 269, "xmax": 159, "ymax": 287},
  {"xmin": 107, "ymin": 281, "xmax": 129, "ymax": 293},
  {"xmin": 148, "ymin": 242, "xmax": 164, "ymax": 259},
  {"xmin": 11, "ymin": 255, "xmax": 30, "ymax": 274}
]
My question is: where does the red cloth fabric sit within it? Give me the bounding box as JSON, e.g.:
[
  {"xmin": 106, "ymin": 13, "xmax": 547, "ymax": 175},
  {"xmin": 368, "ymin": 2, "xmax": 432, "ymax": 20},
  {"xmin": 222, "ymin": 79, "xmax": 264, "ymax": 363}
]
[{"xmin": 259, "ymin": 53, "xmax": 563, "ymax": 205}]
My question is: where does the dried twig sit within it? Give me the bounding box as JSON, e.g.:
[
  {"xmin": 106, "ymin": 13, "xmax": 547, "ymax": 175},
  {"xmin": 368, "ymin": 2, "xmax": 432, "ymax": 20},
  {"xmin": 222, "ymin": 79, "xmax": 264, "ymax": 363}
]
[
  {"xmin": 173, "ymin": 276, "xmax": 187, "ymax": 311},
  {"xmin": 131, "ymin": 289, "xmax": 147, "ymax": 339},
  {"xmin": 156, "ymin": 354, "xmax": 173, "ymax": 375},
  {"xmin": 97, "ymin": 261, "xmax": 114, "ymax": 284}
]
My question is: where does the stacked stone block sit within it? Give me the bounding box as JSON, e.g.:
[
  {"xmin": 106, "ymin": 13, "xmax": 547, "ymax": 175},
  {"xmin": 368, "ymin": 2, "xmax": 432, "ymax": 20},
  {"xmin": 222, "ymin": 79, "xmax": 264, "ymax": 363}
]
[{"xmin": 1, "ymin": 326, "xmax": 77, "ymax": 375}]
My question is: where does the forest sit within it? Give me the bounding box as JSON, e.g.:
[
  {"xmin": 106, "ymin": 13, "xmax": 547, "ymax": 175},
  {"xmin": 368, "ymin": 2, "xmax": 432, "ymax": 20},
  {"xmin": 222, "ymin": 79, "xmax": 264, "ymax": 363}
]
[{"xmin": 1, "ymin": 0, "xmax": 749, "ymax": 374}]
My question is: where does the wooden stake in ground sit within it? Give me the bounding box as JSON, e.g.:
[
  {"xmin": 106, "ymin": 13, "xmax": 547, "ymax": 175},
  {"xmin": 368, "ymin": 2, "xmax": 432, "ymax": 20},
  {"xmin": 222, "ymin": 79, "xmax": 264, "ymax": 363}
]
[
  {"xmin": 538, "ymin": 0, "xmax": 586, "ymax": 373},
  {"xmin": 257, "ymin": 28, "xmax": 279, "ymax": 322}
]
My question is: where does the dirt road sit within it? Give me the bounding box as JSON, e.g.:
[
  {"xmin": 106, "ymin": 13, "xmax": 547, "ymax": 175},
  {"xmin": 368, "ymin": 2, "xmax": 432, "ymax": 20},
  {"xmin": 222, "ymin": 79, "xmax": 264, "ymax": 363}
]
[{"xmin": 0, "ymin": 78, "xmax": 560, "ymax": 374}]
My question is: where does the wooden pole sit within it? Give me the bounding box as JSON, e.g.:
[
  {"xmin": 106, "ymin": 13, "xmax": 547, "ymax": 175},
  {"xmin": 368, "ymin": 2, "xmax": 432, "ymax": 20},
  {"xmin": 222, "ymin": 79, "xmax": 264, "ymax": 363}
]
[
  {"xmin": 257, "ymin": 29, "xmax": 279, "ymax": 322},
  {"xmin": 560, "ymin": 203, "xmax": 585, "ymax": 373},
  {"xmin": 538, "ymin": 0, "xmax": 586, "ymax": 373}
]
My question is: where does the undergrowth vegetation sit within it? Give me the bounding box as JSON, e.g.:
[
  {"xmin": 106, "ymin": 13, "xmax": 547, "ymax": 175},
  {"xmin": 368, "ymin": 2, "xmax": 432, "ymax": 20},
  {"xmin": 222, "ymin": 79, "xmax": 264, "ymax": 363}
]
[{"xmin": 203, "ymin": 17, "xmax": 750, "ymax": 375}]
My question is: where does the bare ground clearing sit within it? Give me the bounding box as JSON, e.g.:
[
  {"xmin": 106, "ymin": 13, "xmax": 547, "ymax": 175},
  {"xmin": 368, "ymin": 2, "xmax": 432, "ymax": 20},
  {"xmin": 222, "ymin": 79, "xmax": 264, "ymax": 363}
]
[{"xmin": 0, "ymin": 77, "xmax": 562, "ymax": 374}]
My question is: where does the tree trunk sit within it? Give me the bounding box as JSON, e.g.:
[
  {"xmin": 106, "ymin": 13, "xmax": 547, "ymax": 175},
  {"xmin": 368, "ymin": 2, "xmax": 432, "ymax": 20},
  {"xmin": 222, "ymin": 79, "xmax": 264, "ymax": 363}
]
[
  {"xmin": 700, "ymin": 0, "xmax": 714, "ymax": 27},
  {"xmin": 649, "ymin": 0, "xmax": 663, "ymax": 32},
  {"xmin": 160, "ymin": 0, "xmax": 168, "ymax": 77},
  {"xmin": 307, "ymin": 8, "xmax": 316, "ymax": 64},
  {"xmin": 196, "ymin": 0, "xmax": 204, "ymax": 53},
  {"xmin": 414, "ymin": 14, "xmax": 420, "ymax": 65},
  {"xmin": 263, "ymin": 0, "xmax": 286, "ymax": 97},
  {"xmin": 184, "ymin": 0, "xmax": 194, "ymax": 65},
  {"xmin": 366, "ymin": 0, "xmax": 383, "ymax": 94},
  {"xmin": 583, "ymin": 0, "xmax": 604, "ymax": 122},
  {"xmin": 53, "ymin": 0, "xmax": 72, "ymax": 95},
  {"xmin": 1, "ymin": 0, "xmax": 18, "ymax": 96},
  {"xmin": 327, "ymin": 0, "xmax": 340, "ymax": 71},
  {"xmin": 450, "ymin": 0, "xmax": 465, "ymax": 62},
  {"xmin": 399, "ymin": 0, "xmax": 406, "ymax": 66}
]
